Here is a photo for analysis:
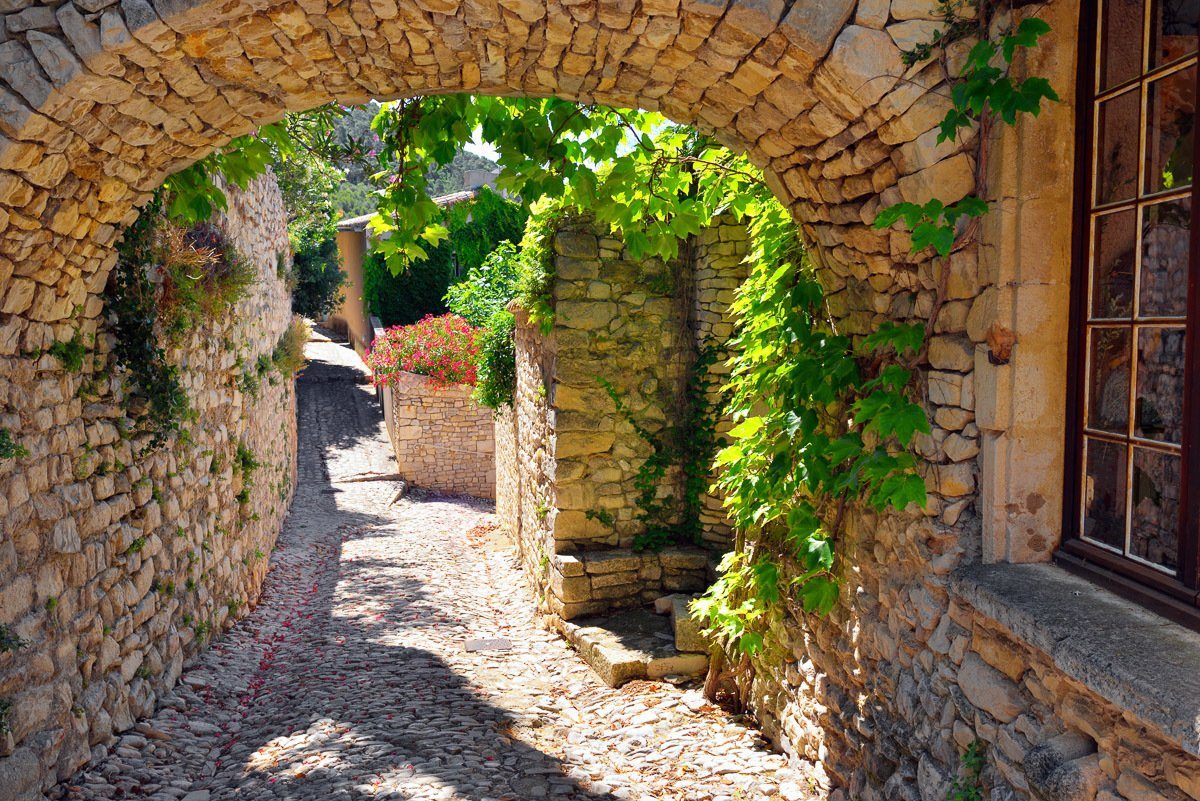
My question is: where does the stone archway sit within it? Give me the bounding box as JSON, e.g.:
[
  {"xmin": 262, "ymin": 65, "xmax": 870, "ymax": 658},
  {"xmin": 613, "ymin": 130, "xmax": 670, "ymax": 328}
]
[
  {"xmin": 0, "ymin": 0, "xmax": 961, "ymax": 337},
  {"xmin": 0, "ymin": 0, "xmax": 982, "ymax": 795}
]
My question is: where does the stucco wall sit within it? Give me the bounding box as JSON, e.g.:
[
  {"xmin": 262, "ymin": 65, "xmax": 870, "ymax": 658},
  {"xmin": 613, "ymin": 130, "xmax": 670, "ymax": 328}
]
[
  {"xmin": 0, "ymin": 173, "xmax": 297, "ymax": 793},
  {"xmin": 385, "ymin": 370, "xmax": 495, "ymax": 499}
]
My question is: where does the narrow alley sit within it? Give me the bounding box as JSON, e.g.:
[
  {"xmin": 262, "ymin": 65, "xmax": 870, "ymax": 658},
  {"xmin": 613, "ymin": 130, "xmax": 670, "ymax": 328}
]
[{"xmin": 49, "ymin": 335, "xmax": 812, "ymax": 801}]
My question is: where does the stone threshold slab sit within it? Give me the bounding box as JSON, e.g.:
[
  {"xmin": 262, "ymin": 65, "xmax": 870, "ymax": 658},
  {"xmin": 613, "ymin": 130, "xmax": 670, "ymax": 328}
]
[{"xmin": 557, "ymin": 609, "xmax": 709, "ymax": 688}]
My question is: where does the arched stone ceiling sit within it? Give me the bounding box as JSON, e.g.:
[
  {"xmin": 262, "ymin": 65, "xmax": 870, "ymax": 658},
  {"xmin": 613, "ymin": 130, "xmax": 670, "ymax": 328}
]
[{"xmin": 0, "ymin": 0, "xmax": 970, "ymax": 338}]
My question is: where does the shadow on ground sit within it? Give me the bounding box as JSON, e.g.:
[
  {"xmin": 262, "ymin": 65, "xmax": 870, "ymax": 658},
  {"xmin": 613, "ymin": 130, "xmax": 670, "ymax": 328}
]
[{"xmin": 201, "ymin": 336, "xmax": 620, "ymax": 801}]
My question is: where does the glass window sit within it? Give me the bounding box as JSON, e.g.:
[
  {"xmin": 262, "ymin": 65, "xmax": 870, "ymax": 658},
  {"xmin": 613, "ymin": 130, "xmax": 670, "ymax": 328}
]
[{"xmin": 1071, "ymin": 0, "xmax": 1197, "ymax": 595}]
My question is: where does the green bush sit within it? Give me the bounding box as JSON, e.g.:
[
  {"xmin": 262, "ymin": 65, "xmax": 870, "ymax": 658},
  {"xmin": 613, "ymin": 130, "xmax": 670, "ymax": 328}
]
[
  {"xmin": 364, "ymin": 248, "xmax": 455, "ymax": 328},
  {"xmin": 445, "ymin": 241, "xmax": 520, "ymax": 326},
  {"xmin": 473, "ymin": 309, "xmax": 517, "ymax": 410},
  {"xmin": 365, "ymin": 188, "xmax": 526, "ymax": 327},
  {"xmin": 290, "ymin": 220, "xmax": 345, "ymax": 319}
]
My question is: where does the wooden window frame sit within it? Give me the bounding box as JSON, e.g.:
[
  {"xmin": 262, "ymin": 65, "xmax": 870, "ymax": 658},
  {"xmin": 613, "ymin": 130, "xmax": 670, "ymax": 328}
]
[{"xmin": 1059, "ymin": 0, "xmax": 1200, "ymax": 614}]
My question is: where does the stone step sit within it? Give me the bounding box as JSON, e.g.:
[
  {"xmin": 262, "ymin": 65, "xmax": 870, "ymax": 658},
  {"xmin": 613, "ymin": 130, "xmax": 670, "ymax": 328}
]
[
  {"xmin": 653, "ymin": 592, "xmax": 710, "ymax": 654},
  {"xmin": 559, "ymin": 608, "xmax": 709, "ymax": 688}
]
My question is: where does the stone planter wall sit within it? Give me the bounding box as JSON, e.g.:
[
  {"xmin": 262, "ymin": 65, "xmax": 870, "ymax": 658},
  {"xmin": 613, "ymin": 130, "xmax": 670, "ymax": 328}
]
[
  {"xmin": 0, "ymin": 174, "xmax": 297, "ymax": 796},
  {"xmin": 385, "ymin": 371, "xmax": 495, "ymax": 499}
]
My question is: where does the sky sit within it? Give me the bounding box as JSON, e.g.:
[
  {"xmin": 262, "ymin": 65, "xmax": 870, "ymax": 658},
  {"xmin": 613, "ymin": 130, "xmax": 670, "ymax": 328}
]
[{"xmin": 465, "ymin": 130, "xmax": 500, "ymax": 162}]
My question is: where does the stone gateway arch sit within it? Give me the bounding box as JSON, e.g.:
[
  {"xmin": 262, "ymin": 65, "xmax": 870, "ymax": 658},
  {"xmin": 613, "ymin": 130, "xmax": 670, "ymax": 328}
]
[
  {"xmin": 0, "ymin": 0, "xmax": 963, "ymax": 332},
  {"xmin": 8, "ymin": 0, "xmax": 1197, "ymax": 800}
]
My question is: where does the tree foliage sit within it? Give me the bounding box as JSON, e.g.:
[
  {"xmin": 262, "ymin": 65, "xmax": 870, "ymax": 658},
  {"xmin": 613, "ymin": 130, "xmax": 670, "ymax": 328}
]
[{"xmin": 365, "ymin": 187, "xmax": 525, "ymax": 326}]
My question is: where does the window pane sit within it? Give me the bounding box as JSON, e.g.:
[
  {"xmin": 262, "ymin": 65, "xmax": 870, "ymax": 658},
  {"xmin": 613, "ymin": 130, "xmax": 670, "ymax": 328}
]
[
  {"xmin": 1135, "ymin": 325, "xmax": 1186, "ymax": 441},
  {"xmin": 1088, "ymin": 327, "xmax": 1133, "ymax": 433},
  {"xmin": 1140, "ymin": 197, "xmax": 1191, "ymax": 317},
  {"xmin": 1145, "ymin": 66, "xmax": 1196, "ymax": 195},
  {"xmin": 1096, "ymin": 89, "xmax": 1143, "ymax": 205},
  {"xmin": 1150, "ymin": 0, "xmax": 1200, "ymax": 69},
  {"xmin": 1131, "ymin": 446, "xmax": 1181, "ymax": 570},
  {"xmin": 1083, "ymin": 437, "xmax": 1129, "ymax": 549},
  {"xmin": 1093, "ymin": 209, "xmax": 1137, "ymax": 318},
  {"xmin": 1101, "ymin": 0, "xmax": 1146, "ymax": 90}
]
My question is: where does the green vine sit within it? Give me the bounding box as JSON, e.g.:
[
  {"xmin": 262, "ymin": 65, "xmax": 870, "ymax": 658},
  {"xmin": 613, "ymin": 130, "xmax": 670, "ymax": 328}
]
[
  {"xmin": 515, "ymin": 206, "xmax": 568, "ymax": 334},
  {"xmin": 900, "ymin": 0, "xmax": 980, "ymax": 66},
  {"xmin": 693, "ymin": 215, "xmax": 931, "ymax": 651},
  {"xmin": 356, "ymin": 97, "xmax": 933, "ymax": 640},
  {"xmin": 107, "ymin": 194, "xmax": 191, "ymax": 449},
  {"xmin": 877, "ymin": 12, "xmax": 1058, "ymax": 256},
  {"xmin": 597, "ymin": 342, "xmax": 722, "ymax": 552},
  {"xmin": 473, "ymin": 308, "xmax": 517, "ymax": 410}
]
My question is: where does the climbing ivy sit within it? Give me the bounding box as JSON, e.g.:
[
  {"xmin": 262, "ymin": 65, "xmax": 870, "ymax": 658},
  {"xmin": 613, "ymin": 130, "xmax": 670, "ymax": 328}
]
[
  {"xmin": 355, "ymin": 97, "xmax": 929, "ymax": 640},
  {"xmin": 107, "ymin": 194, "xmax": 191, "ymax": 449},
  {"xmin": 877, "ymin": 11, "xmax": 1058, "ymax": 256},
  {"xmin": 473, "ymin": 308, "xmax": 517, "ymax": 411},
  {"xmin": 598, "ymin": 342, "xmax": 723, "ymax": 552}
]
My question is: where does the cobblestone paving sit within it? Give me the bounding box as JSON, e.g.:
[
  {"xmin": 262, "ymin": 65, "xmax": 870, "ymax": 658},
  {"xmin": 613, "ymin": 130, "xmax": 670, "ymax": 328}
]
[{"xmin": 50, "ymin": 336, "xmax": 816, "ymax": 801}]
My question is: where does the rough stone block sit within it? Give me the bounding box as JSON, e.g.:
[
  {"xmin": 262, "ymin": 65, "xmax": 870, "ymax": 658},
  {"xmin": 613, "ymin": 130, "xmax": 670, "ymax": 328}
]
[
  {"xmin": 958, "ymin": 652, "xmax": 1025, "ymax": 724},
  {"xmin": 671, "ymin": 595, "xmax": 709, "ymax": 653}
]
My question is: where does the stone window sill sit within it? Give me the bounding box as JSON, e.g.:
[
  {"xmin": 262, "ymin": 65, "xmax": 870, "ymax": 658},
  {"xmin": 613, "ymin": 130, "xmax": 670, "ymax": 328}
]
[{"xmin": 952, "ymin": 562, "xmax": 1200, "ymax": 756}]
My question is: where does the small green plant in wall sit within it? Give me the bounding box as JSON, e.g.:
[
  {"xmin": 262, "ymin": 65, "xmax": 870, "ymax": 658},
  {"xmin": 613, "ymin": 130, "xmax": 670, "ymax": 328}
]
[
  {"xmin": 48, "ymin": 332, "xmax": 87, "ymax": 372},
  {"xmin": 0, "ymin": 429, "xmax": 28, "ymax": 460},
  {"xmin": 584, "ymin": 508, "xmax": 615, "ymax": 528},
  {"xmin": 949, "ymin": 740, "xmax": 986, "ymax": 801},
  {"xmin": 0, "ymin": 624, "xmax": 26, "ymax": 654}
]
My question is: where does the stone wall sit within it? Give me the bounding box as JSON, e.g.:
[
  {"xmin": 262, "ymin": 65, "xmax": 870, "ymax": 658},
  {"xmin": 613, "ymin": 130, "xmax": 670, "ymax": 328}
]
[
  {"xmin": 690, "ymin": 221, "xmax": 750, "ymax": 550},
  {"xmin": 496, "ymin": 216, "xmax": 746, "ymax": 620},
  {"xmin": 6, "ymin": 0, "xmax": 1200, "ymax": 798},
  {"xmin": 0, "ymin": 174, "xmax": 296, "ymax": 797},
  {"xmin": 384, "ymin": 370, "xmax": 495, "ymax": 499}
]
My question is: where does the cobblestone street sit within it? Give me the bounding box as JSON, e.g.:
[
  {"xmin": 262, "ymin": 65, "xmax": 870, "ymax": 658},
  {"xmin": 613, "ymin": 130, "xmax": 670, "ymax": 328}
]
[{"xmin": 49, "ymin": 336, "xmax": 813, "ymax": 801}]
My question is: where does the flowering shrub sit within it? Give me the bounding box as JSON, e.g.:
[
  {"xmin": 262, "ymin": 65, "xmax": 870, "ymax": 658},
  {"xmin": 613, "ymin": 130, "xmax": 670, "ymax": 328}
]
[{"xmin": 366, "ymin": 313, "xmax": 480, "ymax": 388}]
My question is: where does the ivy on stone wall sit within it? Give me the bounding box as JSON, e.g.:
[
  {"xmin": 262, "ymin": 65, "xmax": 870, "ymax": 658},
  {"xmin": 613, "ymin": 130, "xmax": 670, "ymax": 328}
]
[
  {"xmin": 875, "ymin": 11, "xmax": 1058, "ymax": 256},
  {"xmin": 108, "ymin": 194, "xmax": 192, "ymax": 449},
  {"xmin": 356, "ymin": 97, "xmax": 930, "ymax": 644},
  {"xmin": 598, "ymin": 342, "xmax": 723, "ymax": 552},
  {"xmin": 473, "ymin": 309, "xmax": 517, "ymax": 411}
]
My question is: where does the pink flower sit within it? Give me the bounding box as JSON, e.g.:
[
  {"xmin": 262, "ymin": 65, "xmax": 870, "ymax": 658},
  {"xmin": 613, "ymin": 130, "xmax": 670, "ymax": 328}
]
[{"xmin": 365, "ymin": 313, "xmax": 480, "ymax": 388}]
